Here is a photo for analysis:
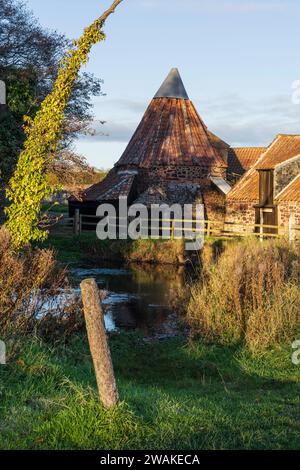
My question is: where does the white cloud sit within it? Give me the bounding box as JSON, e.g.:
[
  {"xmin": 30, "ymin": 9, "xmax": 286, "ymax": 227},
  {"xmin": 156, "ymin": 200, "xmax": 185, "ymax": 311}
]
[
  {"xmin": 82, "ymin": 91, "xmax": 300, "ymax": 147},
  {"xmin": 201, "ymin": 92, "xmax": 300, "ymax": 146}
]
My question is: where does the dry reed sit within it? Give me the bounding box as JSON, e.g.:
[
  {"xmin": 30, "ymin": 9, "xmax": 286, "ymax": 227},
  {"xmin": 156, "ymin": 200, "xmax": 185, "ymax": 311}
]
[
  {"xmin": 188, "ymin": 238, "xmax": 300, "ymax": 351},
  {"xmin": 0, "ymin": 227, "xmax": 82, "ymax": 338}
]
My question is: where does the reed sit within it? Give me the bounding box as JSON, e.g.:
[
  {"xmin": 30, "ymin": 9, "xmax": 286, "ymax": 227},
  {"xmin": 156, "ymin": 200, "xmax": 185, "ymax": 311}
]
[{"xmin": 188, "ymin": 238, "xmax": 300, "ymax": 351}]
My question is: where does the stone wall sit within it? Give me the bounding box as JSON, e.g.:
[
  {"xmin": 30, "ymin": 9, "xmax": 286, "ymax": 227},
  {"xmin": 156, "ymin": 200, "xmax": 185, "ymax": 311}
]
[
  {"xmin": 225, "ymin": 201, "xmax": 256, "ymax": 233},
  {"xmin": 149, "ymin": 165, "xmax": 226, "ymax": 180},
  {"xmin": 132, "ymin": 167, "xmax": 228, "ymax": 223},
  {"xmin": 202, "ymin": 183, "xmax": 226, "ymax": 221},
  {"xmin": 277, "ymin": 202, "xmax": 300, "ymax": 226},
  {"xmin": 130, "ymin": 165, "xmax": 226, "ymax": 192},
  {"xmin": 275, "ymin": 156, "xmax": 300, "ymax": 195},
  {"xmin": 108, "ymin": 161, "xmax": 231, "ymax": 226}
]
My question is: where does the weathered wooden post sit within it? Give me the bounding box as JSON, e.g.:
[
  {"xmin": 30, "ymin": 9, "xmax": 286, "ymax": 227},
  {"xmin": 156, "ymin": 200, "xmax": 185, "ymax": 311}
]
[
  {"xmin": 74, "ymin": 209, "xmax": 81, "ymax": 235},
  {"xmin": 288, "ymin": 215, "xmax": 296, "ymax": 243},
  {"xmin": 206, "ymin": 221, "xmax": 211, "ymax": 238},
  {"xmin": 0, "ymin": 80, "xmax": 7, "ymax": 223},
  {"xmin": 80, "ymin": 278, "xmax": 119, "ymax": 408},
  {"xmin": 0, "ymin": 340, "xmax": 6, "ymax": 365},
  {"xmin": 171, "ymin": 219, "xmax": 175, "ymax": 240}
]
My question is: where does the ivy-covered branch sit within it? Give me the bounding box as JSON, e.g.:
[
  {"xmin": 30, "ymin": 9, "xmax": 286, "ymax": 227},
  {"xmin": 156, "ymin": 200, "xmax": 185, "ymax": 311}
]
[{"xmin": 5, "ymin": 0, "xmax": 123, "ymax": 249}]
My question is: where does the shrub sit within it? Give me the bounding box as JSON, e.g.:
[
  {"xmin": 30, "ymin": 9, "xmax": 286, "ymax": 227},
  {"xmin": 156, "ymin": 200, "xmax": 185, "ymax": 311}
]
[
  {"xmin": 0, "ymin": 227, "xmax": 82, "ymax": 338},
  {"xmin": 127, "ymin": 239, "xmax": 186, "ymax": 265},
  {"xmin": 5, "ymin": 0, "xmax": 123, "ymax": 249},
  {"xmin": 187, "ymin": 239, "xmax": 300, "ymax": 351},
  {"xmin": 73, "ymin": 237, "xmax": 186, "ymax": 265}
]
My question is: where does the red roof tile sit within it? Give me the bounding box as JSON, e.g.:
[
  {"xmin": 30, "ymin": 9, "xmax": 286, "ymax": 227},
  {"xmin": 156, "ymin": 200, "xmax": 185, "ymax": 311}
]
[
  {"xmin": 228, "ymin": 147, "xmax": 265, "ymax": 176},
  {"xmin": 81, "ymin": 171, "xmax": 136, "ymax": 202},
  {"xmin": 276, "ymin": 174, "xmax": 300, "ymax": 203},
  {"xmin": 228, "ymin": 135, "xmax": 300, "ymax": 202},
  {"xmin": 257, "ymin": 135, "xmax": 300, "ymax": 170},
  {"xmin": 117, "ymin": 98, "xmax": 227, "ymax": 170}
]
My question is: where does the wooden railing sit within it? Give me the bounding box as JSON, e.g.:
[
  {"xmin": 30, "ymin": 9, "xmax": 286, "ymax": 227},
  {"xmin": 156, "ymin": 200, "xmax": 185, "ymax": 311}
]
[{"xmin": 68, "ymin": 210, "xmax": 300, "ymax": 242}]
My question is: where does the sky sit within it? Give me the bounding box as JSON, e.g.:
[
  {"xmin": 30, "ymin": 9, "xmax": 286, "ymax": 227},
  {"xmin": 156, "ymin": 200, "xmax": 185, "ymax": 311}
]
[{"xmin": 26, "ymin": 0, "xmax": 300, "ymax": 170}]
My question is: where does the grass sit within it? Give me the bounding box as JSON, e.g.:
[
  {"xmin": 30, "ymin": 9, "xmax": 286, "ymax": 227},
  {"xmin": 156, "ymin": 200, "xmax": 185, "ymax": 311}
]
[
  {"xmin": 188, "ymin": 238, "xmax": 300, "ymax": 351},
  {"xmin": 42, "ymin": 232, "xmax": 186, "ymax": 266},
  {"xmin": 3, "ymin": 233, "xmax": 300, "ymax": 450},
  {"xmin": 41, "ymin": 232, "xmax": 95, "ymax": 264},
  {"xmin": 42, "ymin": 203, "xmax": 69, "ymax": 214},
  {"xmin": 0, "ymin": 333, "xmax": 300, "ymax": 450}
]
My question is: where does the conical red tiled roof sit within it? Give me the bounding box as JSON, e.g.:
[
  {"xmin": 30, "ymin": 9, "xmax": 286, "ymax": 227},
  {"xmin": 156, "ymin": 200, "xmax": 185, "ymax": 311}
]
[
  {"xmin": 79, "ymin": 69, "xmax": 227, "ymax": 203},
  {"xmin": 116, "ymin": 69, "xmax": 226, "ymax": 170},
  {"xmin": 117, "ymin": 98, "xmax": 226, "ymax": 169}
]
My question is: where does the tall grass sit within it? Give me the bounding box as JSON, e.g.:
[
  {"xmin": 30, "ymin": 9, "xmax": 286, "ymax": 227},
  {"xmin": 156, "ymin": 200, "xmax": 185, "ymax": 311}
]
[
  {"xmin": 188, "ymin": 239, "xmax": 300, "ymax": 351},
  {"xmin": 0, "ymin": 228, "xmax": 82, "ymax": 338}
]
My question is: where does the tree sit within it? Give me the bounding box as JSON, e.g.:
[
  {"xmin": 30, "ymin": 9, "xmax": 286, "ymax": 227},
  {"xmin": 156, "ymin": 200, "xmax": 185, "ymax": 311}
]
[
  {"xmin": 5, "ymin": 0, "xmax": 123, "ymax": 249},
  {"xmin": 0, "ymin": 0, "xmax": 103, "ymax": 182}
]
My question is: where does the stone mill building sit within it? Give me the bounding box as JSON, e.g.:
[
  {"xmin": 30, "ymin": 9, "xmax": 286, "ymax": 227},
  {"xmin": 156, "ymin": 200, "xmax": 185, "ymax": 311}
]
[
  {"xmin": 69, "ymin": 69, "xmax": 300, "ymax": 235},
  {"xmin": 69, "ymin": 68, "xmax": 232, "ymax": 221}
]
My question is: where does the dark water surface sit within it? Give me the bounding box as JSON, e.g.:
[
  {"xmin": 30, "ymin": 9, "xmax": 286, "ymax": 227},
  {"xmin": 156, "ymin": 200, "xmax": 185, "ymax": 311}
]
[{"xmin": 71, "ymin": 262, "xmax": 188, "ymax": 337}]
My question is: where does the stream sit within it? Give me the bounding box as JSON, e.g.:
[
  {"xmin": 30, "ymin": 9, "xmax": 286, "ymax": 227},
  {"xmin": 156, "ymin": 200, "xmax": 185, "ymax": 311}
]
[{"xmin": 71, "ymin": 262, "xmax": 188, "ymax": 338}]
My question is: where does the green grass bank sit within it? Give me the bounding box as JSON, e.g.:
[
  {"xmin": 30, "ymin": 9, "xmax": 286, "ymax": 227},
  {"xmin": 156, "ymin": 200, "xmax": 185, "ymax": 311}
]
[
  {"xmin": 43, "ymin": 232, "xmax": 188, "ymax": 266},
  {"xmin": 1, "ymin": 333, "xmax": 300, "ymax": 450}
]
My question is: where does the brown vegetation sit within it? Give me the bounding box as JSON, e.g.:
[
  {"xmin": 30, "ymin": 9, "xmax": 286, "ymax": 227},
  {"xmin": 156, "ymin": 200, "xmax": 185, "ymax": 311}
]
[
  {"xmin": 188, "ymin": 238, "xmax": 300, "ymax": 351},
  {"xmin": 72, "ymin": 237, "xmax": 187, "ymax": 265},
  {"xmin": 126, "ymin": 239, "xmax": 187, "ymax": 265},
  {"xmin": 47, "ymin": 166, "xmax": 107, "ymax": 189},
  {"xmin": 0, "ymin": 227, "xmax": 82, "ymax": 338}
]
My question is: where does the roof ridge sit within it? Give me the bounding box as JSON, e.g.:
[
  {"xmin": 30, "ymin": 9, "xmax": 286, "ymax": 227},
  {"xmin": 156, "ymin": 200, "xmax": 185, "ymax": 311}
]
[
  {"xmin": 276, "ymin": 133, "xmax": 300, "ymax": 138},
  {"xmin": 232, "ymin": 146, "xmax": 266, "ymax": 149}
]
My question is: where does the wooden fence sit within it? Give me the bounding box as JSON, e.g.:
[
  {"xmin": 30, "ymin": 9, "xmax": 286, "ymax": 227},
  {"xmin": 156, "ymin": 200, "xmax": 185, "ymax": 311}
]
[{"xmin": 66, "ymin": 210, "xmax": 300, "ymax": 242}]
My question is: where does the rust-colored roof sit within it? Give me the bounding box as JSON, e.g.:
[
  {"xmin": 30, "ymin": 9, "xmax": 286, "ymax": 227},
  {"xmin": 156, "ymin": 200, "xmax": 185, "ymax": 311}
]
[
  {"xmin": 81, "ymin": 171, "xmax": 136, "ymax": 202},
  {"xmin": 276, "ymin": 174, "xmax": 300, "ymax": 203},
  {"xmin": 116, "ymin": 98, "xmax": 227, "ymax": 170},
  {"xmin": 227, "ymin": 135, "xmax": 300, "ymax": 202},
  {"xmin": 228, "ymin": 147, "xmax": 265, "ymax": 176},
  {"xmin": 227, "ymin": 168, "xmax": 260, "ymax": 202},
  {"xmin": 207, "ymin": 131, "xmax": 230, "ymax": 150},
  {"xmin": 257, "ymin": 135, "xmax": 300, "ymax": 169}
]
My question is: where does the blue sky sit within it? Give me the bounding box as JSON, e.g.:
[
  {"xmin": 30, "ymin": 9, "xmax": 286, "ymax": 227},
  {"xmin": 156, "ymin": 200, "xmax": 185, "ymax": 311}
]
[{"xmin": 26, "ymin": 0, "xmax": 300, "ymax": 169}]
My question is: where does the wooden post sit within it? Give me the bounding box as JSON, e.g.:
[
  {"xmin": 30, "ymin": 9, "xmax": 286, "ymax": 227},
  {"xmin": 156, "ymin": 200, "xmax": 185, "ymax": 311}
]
[
  {"xmin": 288, "ymin": 215, "xmax": 296, "ymax": 243},
  {"xmin": 74, "ymin": 209, "xmax": 80, "ymax": 235},
  {"xmin": 259, "ymin": 208, "xmax": 264, "ymax": 242},
  {"xmin": 171, "ymin": 219, "xmax": 174, "ymax": 240},
  {"xmin": 206, "ymin": 221, "xmax": 211, "ymax": 238},
  {"xmin": 80, "ymin": 278, "xmax": 119, "ymax": 408}
]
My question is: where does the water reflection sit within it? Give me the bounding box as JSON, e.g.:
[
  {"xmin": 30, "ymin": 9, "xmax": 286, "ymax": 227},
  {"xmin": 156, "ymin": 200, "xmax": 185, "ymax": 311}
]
[{"xmin": 71, "ymin": 263, "xmax": 186, "ymax": 337}]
